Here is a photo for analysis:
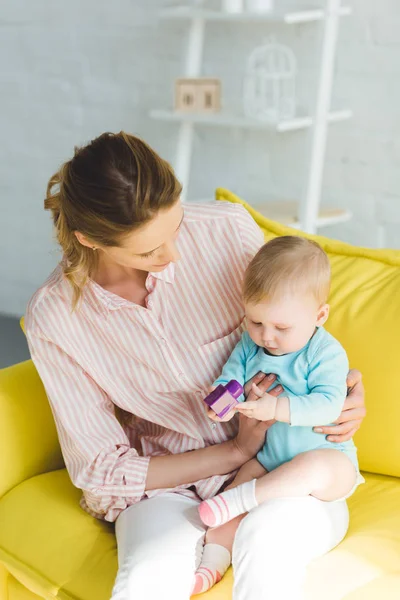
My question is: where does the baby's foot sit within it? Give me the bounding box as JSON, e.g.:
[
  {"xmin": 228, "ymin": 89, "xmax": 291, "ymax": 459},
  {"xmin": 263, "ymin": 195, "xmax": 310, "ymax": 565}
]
[
  {"xmin": 198, "ymin": 480, "xmax": 257, "ymax": 527},
  {"xmin": 192, "ymin": 567, "xmax": 222, "ymax": 595},
  {"xmin": 192, "ymin": 544, "xmax": 230, "ymax": 595}
]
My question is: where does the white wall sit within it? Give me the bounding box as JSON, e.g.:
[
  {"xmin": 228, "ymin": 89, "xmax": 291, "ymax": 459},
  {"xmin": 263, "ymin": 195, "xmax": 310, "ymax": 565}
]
[{"xmin": 1, "ymin": 0, "xmax": 399, "ymax": 317}]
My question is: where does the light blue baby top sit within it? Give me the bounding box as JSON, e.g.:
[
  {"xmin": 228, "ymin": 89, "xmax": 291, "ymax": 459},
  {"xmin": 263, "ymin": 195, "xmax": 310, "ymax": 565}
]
[{"xmin": 214, "ymin": 327, "xmax": 359, "ymax": 472}]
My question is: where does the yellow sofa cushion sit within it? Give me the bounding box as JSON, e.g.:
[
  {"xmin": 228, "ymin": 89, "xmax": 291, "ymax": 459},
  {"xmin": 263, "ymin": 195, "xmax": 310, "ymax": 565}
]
[
  {"xmin": 216, "ymin": 188, "xmax": 400, "ymax": 479},
  {"xmin": 1, "ymin": 470, "xmax": 400, "ymax": 600},
  {"xmin": 8, "ymin": 575, "xmax": 42, "ymax": 600},
  {"xmin": 0, "ymin": 360, "xmax": 64, "ymax": 499},
  {"xmin": 0, "ymin": 470, "xmax": 116, "ymax": 600}
]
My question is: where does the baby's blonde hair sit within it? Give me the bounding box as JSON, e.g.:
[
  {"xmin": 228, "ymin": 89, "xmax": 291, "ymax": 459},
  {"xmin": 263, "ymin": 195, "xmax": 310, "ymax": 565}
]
[{"xmin": 243, "ymin": 236, "xmax": 331, "ymax": 306}]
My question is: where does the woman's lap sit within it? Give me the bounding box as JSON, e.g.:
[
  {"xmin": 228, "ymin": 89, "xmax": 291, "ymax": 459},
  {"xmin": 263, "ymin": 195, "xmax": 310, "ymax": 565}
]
[
  {"xmin": 111, "ymin": 492, "xmax": 205, "ymax": 600},
  {"xmin": 111, "ymin": 493, "xmax": 349, "ymax": 600},
  {"xmin": 233, "ymin": 496, "xmax": 349, "ymax": 600}
]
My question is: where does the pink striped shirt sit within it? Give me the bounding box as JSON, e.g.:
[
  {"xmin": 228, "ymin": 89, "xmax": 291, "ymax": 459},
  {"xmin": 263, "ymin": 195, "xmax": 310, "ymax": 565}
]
[{"xmin": 26, "ymin": 202, "xmax": 264, "ymax": 522}]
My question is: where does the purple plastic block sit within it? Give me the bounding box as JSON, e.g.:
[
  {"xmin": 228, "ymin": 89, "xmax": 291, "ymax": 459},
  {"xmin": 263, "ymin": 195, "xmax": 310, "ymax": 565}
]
[{"xmin": 203, "ymin": 380, "xmax": 244, "ymax": 418}]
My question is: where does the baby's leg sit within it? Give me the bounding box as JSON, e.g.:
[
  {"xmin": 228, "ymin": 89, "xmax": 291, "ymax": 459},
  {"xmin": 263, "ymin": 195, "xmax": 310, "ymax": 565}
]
[
  {"xmin": 199, "ymin": 449, "xmax": 356, "ymax": 528},
  {"xmin": 206, "ymin": 458, "xmax": 267, "ymax": 551},
  {"xmin": 253, "ymin": 449, "xmax": 357, "ymax": 503},
  {"xmin": 230, "ymin": 458, "xmax": 269, "ymax": 489},
  {"xmin": 193, "ymin": 459, "xmax": 267, "ymax": 595}
]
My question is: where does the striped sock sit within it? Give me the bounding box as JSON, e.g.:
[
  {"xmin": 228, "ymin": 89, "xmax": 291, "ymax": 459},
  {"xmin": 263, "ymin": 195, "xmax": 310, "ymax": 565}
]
[
  {"xmin": 192, "ymin": 544, "xmax": 231, "ymax": 595},
  {"xmin": 198, "ymin": 480, "xmax": 257, "ymax": 527}
]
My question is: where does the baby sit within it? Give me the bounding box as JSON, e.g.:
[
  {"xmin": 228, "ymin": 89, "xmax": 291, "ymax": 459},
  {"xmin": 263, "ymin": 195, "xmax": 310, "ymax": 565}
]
[{"xmin": 193, "ymin": 235, "xmax": 363, "ymax": 595}]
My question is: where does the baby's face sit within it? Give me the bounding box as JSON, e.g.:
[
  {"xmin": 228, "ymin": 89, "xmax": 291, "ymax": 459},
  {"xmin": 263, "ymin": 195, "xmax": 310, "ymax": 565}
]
[{"xmin": 245, "ymin": 294, "xmax": 328, "ymax": 356}]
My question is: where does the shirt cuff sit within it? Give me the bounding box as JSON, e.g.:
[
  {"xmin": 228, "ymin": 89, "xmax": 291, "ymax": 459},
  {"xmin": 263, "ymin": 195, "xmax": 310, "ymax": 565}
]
[
  {"xmin": 91, "ymin": 454, "xmax": 150, "ymax": 500},
  {"xmin": 286, "ymin": 392, "xmax": 309, "ymax": 427}
]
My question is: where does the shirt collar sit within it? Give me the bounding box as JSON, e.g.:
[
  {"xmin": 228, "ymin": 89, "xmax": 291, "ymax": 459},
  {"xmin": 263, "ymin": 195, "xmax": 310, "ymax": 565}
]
[
  {"xmin": 85, "ymin": 279, "xmax": 127, "ymax": 314},
  {"xmin": 84, "ymin": 262, "xmax": 176, "ymax": 315},
  {"xmin": 149, "ymin": 262, "xmax": 176, "ymax": 284}
]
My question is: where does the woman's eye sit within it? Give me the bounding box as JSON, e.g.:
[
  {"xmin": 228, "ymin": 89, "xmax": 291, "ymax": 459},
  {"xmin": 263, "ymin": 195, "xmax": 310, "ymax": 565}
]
[{"xmin": 140, "ymin": 250, "xmax": 156, "ymax": 259}]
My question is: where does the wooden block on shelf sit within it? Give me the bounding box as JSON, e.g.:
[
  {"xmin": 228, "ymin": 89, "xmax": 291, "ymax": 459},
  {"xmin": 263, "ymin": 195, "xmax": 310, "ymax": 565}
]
[
  {"xmin": 175, "ymin": 78, "xmax": 221, "ymax": 113},
  {"xmin": 198, "ymin": 80, "xmax": 221, "ymax": 112},
  {"xmin": 175, "ymin": 80, "xmax": 198, "ymax": 112}
]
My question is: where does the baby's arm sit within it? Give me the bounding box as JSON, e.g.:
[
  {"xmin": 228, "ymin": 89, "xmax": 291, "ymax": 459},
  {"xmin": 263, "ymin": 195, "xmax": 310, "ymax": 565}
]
[
  {"xmin": 205, "ymin": 333, "xmax": 250, "ymax": 422},
  {"xmin": 238, "ymin": 339, "xmax": 349, "ymax": 426},
  {"xmin": 213, "ymin": 332, "xmax": 252, "ymax": 401},
  {"xmin": 277, "ymin": 340, "xmax": 349, "ymax": 426}
]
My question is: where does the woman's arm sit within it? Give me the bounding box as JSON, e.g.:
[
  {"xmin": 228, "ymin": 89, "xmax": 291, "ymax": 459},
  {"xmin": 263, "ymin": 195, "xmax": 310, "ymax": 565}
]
[
  {"xmin": 27, "ymin": 329, "xmax": 151, "ymax": 519},
  {"xmin": 146, "ymin": 375, "xmax": 277, "ymax": 491},
  {"xmin": 28, "ymin": 322, "xmax": 278, "ymax": 513},
  {"xmin": 146, "ymin": 426, "xmax": 258, "ymax": 490}
]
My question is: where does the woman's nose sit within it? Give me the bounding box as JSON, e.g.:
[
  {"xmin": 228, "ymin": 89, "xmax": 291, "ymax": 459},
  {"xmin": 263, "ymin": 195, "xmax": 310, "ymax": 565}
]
[{"xmin": 162, "ymin": 240, "xmax": 181, "ymax": 263}]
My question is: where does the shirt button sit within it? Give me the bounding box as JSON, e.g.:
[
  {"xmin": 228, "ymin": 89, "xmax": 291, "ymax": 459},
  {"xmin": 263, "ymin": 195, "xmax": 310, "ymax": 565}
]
[{"xmin": 211, "ymin": 422, "xmax": 217, "ymax": 430}]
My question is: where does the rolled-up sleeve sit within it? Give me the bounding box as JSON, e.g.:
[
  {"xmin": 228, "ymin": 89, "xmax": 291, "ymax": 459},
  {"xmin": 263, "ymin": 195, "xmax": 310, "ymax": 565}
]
[{"xmin": 26, "ymin": 322, "xmax": 150, "ymax": 522}]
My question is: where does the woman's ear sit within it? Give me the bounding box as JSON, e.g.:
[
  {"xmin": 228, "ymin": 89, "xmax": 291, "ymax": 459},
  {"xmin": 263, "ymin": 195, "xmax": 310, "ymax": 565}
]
[
  {"xmin": 316, "ymin": 303, "xmax": 330, "ymax": 327},
  {"xmin": 75, "ymin": 231, "xmax": 94, "ymax": 249}
]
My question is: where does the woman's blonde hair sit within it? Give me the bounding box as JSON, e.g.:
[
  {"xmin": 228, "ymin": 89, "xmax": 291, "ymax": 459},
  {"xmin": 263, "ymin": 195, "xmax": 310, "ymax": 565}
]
[
  {"xmin": 45, "ymin": 131, "xmax": 182, "ymax": 311},
  {"xmin": 243, "ymin": 236, "xmax": 331, "ymax": 306}
]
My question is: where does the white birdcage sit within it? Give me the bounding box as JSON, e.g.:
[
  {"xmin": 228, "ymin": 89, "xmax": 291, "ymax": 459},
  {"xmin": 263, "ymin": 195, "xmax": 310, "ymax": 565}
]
[{"xmin": 243, "ymin": 39, "xmax": 297, "ymax": 123}]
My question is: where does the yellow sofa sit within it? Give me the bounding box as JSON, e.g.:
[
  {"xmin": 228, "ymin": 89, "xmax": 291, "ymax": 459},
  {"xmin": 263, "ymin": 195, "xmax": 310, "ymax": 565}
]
[{"xmin": 1, "ymin": 190, "xmax": 400, "ymax": 600}]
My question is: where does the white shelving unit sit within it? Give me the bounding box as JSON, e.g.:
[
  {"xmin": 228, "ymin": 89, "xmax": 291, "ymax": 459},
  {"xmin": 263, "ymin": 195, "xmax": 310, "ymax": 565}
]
[
  {"xmin": 159, "ymin": 4, "xmax": 351, "ymax": 23},
  {"xmin": 151, "ymin": 1, "xmax": 352, "ymax": 234},
  {"xmin": 149, "ymin": 108, "xmax": 352, "ymax": 133}
]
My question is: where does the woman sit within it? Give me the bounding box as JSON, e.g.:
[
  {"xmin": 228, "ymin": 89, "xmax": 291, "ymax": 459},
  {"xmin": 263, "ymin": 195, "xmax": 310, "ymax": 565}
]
[{"xmin": 26, "ymin": 132, "xmax": 366, "ymax": 600}]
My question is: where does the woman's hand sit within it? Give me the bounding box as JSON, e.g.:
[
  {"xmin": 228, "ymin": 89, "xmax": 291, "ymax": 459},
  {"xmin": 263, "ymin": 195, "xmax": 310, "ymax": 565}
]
[
  {"xmin": 313, "ymin": 369, "xmax": 366, "ymax": 442},
  {"xmin": 233, "ymin": 373, "xmax": 282, "ymax": 460}
]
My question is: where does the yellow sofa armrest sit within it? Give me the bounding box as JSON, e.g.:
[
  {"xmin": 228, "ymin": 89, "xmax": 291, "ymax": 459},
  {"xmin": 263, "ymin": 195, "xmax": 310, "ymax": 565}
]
[{"xmin": 0, "ymin": 360, "xmax": 64, "ymax": 499}]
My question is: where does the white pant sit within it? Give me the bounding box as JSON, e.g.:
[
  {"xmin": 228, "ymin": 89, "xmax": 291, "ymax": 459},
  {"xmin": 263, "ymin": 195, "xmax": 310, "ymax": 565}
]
[{"xmin": 110, "ymin": 492, "xmax": 349, "ymax": 600}]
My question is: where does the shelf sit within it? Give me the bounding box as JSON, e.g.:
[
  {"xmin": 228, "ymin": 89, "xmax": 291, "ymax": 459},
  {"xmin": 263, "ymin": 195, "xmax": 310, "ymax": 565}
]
[
  {"xmin": 160, "ymin": 5, "xmax": 352, "ymax": 25},
  {"xmin": 149, "ymin": 108, "xmax": 352, "ymax": 133},
  {"xmin": 252, "ymin": 200, "xmax": 352, "ymax": 228},
  {"xmin": 192, "ymin": 199, "xmax": 352, "ymax": 229}
]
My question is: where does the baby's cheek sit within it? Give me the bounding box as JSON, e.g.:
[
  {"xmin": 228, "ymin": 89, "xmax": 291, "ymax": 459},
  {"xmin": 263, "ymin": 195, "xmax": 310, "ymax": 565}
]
[
  {"xmin": 284, "ymin": 333, "xmax": 301, "ymax": 353},
  {"xmin": 247, "ymin": 328, "xmax": 259, "ymax": 345}
]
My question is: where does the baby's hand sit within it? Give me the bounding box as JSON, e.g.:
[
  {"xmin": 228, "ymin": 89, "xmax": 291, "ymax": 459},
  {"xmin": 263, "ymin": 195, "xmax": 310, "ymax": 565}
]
[
  {"xmin": 206, "ymin": 407, "xmax": 237, "ymax": 422},
  {"xmin": 236, "ymin": 383, "xmax": 278, "ymax": 421}
]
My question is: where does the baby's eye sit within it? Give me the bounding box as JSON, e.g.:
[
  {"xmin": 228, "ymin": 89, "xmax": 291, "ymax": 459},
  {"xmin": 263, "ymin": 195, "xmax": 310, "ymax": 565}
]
[
  {"xmin": 276, "ymin": 326, "xmax": 290, "ymax": 332},
  {"xmin": 252, "ymin": 321, "xmax": 262, "ymax": 327}
]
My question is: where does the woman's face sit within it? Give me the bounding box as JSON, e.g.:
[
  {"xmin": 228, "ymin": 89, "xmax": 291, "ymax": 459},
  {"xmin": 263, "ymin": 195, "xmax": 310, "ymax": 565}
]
[{"xmin": 91, "ymin": 200, "xmax": 184, "ymax": 273}]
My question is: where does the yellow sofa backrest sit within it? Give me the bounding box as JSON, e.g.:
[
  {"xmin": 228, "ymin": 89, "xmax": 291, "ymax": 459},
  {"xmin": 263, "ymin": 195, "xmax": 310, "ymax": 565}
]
[{"xmin": 217, "ymin": 188, "xmax": 400, "ymax": 479}]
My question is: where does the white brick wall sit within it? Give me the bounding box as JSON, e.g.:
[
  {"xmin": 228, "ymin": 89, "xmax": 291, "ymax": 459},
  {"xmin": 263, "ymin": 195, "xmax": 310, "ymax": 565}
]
[{"xmin": 1, "ymin": 0, "xmax": 399, "ymax": 317}]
